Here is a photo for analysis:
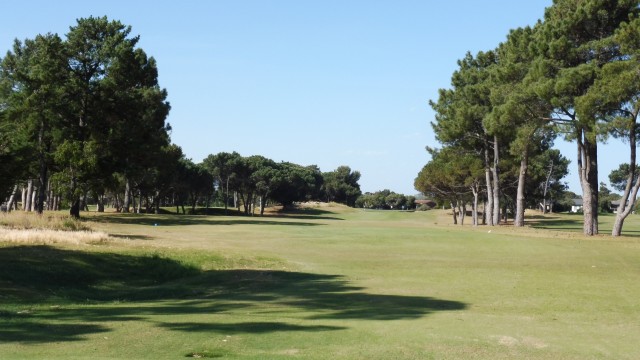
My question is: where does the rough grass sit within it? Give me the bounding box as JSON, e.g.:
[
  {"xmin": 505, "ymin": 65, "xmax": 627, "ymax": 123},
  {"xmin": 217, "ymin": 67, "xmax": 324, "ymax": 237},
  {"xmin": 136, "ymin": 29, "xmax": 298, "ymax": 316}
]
[
  {"xmin": 0, "ymin": 211, "xmax": 109, "ymax": 245},
  {"xmin": 0, "ymin": 211, "xmax": 92, "ymax": 231},
  {"xmin": 0, "ymin": 228, "xmax": 110, "ymax": 245},
  {"xmin": 1, "ymin": 207, "xmax": 640, "ymax": 359}
]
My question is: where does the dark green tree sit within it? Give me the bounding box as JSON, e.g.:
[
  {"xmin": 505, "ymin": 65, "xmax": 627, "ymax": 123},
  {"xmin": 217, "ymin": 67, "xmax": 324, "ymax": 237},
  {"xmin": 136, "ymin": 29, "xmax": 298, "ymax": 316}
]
[
  {"xmin": 430, "ymin": 50, "xmax": 500, "ymax": 225},
  {"xmin": 415, "ymin": 147, "xmax": 484, "ymax": 225},
  {"xmin": 271, "ymin": 162, "xmax": 322, "ymax": 210},
  {"xmin": 534, "ymin": 0, "xmax": 639, "ymax": 234},
  {"xmin": 322, "ymin": 165, "xmax": 362, "ymax": 206},
  {"xmin": 0, "ymin": 34, "xmax": 69, "ymax": 213},
  {"xmin": 609, "ymin": 164, "xmax": 640, "ymax": 193},
  {"xmin": 202, "ymin": 151, "xmax": 242, "ymax": 214},
  {"xmin": 248, "ymin": 155, "xmax": 279, "ymax": 216},
  {"xmin": 488, "ymin": 25, "xmax": 554, "ymax": 226},
  {"xmin": 578, "ymin": 11, "xmax": 640, "ymax": 235}
]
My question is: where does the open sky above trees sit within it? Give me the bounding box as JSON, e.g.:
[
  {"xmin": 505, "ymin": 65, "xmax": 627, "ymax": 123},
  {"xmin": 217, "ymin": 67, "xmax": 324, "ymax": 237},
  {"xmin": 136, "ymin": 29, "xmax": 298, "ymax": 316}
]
[{"xmin": 5, "ymin": 0, "xmax": 614, "ymax": 195}]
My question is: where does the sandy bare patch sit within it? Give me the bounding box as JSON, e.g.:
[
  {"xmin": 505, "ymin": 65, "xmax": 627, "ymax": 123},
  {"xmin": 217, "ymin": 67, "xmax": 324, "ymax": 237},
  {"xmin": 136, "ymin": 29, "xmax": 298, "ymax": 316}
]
[
  {"xmin": 280, "ymin": 349, "xmax": 300, "ymax": 355},
  {"xmin": 522, "ymin": 336, "xmax": 548, "ymax": 349},
  {"xmin": 497, "ymin": 335, "xmax": 519, "ymax": 347},
  {"xmin": 492, "ymin": 335, "xmax": 548, "ymax": 349}
]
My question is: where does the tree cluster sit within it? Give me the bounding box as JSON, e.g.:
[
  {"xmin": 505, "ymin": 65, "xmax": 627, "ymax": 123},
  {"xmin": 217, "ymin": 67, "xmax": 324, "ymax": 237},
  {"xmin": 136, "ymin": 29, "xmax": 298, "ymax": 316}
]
[
  {"xmin": 0, "ymin": 17, "xmax": 173, "ymax": 217},
  {"xmin": 417, "ymin": 0, "xmax": 640, "ymax": 236},
  {"xmin": 0, "ymin": 17, "xmax": 364, "ymax": 218},
  {"xmin": 355, "ymin": 190, "xmax": 416, "ymax": 210},
  {"xmin": 202, "ymin": 152, "xmax": 362, "ymax": 215}
]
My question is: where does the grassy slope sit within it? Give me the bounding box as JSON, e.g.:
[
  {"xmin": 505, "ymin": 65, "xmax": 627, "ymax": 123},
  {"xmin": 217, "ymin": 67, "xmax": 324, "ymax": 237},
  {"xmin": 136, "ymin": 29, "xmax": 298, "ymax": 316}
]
[{"xmin": 1, "ymin": 207, "xmax": 640, "ymax": 359}]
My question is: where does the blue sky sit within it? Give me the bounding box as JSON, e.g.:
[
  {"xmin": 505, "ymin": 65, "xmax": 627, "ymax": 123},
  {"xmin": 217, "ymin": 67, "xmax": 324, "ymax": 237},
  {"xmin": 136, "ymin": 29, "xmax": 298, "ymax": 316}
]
[{"xmin": 2, "ymin": 1, "xmax": 626, "ymax": 195}]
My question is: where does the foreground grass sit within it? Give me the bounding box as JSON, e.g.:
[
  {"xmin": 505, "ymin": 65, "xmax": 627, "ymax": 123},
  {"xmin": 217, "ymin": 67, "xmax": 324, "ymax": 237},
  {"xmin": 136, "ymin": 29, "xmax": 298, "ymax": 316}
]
[{"xmin": 1, "ymin": 208, "xmax": 639, "ymax": 359}]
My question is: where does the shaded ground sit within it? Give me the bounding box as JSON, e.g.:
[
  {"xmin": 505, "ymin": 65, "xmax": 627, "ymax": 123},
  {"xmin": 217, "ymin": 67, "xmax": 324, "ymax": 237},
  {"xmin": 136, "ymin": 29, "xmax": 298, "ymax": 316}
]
[{"xmin": 0, "ymin": 245, "xmax": 466, "ymax": 344}]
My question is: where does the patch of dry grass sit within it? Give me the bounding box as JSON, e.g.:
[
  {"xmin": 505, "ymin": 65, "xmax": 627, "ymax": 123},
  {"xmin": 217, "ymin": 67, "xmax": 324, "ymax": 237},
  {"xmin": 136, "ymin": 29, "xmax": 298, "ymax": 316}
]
[
  {"xmin": 0, "ymin": 211, "xmax": 91, "ymax": 231},
  {"xmin": 0, "ymin": 228, "xmax": 111, "ymax": 245},
  {"xmin": 0, "ymin": 211, "xmax": 111, "ymax": 245}
]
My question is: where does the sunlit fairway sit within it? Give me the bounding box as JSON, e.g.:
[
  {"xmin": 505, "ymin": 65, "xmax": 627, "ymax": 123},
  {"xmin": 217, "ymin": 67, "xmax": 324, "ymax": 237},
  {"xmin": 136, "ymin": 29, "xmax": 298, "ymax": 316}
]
[{"xmin": 1, "ymin": 205, "xmax": 640, "ymax": 359}]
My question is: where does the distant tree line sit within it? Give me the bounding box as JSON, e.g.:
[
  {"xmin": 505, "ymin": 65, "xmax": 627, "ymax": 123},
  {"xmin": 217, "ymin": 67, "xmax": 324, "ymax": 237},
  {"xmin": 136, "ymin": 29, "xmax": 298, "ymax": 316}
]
[
  {"xmin": 416, "ymin": 0, "xmax": 640, "ymax": 236},
  {"xmin": 355, "ymin": 190, "xmax": 416, "ymax": 210},
  {"xmin": 0, "ymin": 17, "xmax": 363, "ymax": 217},
  {"xmin": 202, "ymin": 152, "xmax": 362, "ymax": 215}
]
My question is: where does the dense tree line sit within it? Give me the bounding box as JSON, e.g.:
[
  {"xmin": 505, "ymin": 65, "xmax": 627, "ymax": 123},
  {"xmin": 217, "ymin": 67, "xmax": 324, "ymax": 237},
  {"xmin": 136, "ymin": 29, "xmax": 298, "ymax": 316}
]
[
  {"xmin": 0, "ymin": 17, "xmax": 172, "ymax": 217},
  {"xmin": 0, "ymin": 17, "xmax": 363, "ymax": 217},
  {"xmin": 202, "ymin": 152, "xmax": 361, "ymax": 215},
  {"xmin": 417, "ymin": 0, "xmax": 640, "ymax": 236},
  {"xmin": 355, "ymin": 190, "xmax": 416, "ymax": 210}
]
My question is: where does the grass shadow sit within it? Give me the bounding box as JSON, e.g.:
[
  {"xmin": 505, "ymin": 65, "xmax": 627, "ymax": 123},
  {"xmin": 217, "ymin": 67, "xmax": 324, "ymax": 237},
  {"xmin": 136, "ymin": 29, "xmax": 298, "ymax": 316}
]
[
  {"xmin": 90, "ymin": 214, "xmax": 324, "ymax": 227},
  {"xmin": 527, "ymin": 213, "xmax": 584, "ymax": 231},
  {"xmin": 110, "ymin": 234, "xmax": 154, "ymax": 240},
  {"xmin": 276, "ymin": 207, "xmax": 345, "ymax": 221},
  {"xmin": 0, "ymin": 245, "xmax": 467, "ymax": 344}
]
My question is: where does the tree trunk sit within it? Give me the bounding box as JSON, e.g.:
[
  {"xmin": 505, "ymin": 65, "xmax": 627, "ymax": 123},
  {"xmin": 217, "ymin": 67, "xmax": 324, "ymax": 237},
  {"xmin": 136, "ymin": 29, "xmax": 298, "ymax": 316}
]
[
  {"xmin": 36, "ymin": 115, "xmax": 49, "ymax": 215},
  {"xmin": 450, "ymin": 201, "xmax": 457, "ymax": 225},
  {"xmin": 46, "ymin": 186, "xmax": 53, "ymax": 211},
  {"xmin": 25, "ymin": 180, "xmax": 33, "ymax": 212},
  {"xmin": 234, "ymin": 191, "xmax": 239, "ymax": 211},
  {"xmin": 612, "ymin": 114, "xmax": 640, "ymax": 236},
  {"xmin": 37, "ymin": 159, "xmax": 48, "ymax": 214},
  {"xmin": 97, "ymin": 195, "xmax": 105, "ymax": 212},
  {"xmin": 259, "ymin": 195, "xmax": 267, "ymax": 216},
  {"xmin": 471, "ymin": 183, "xmax": 479, "ymax": 226},
  {"xmin": 482, "ymin": 200, "xmax": 487, "ymax": 225},
  {"xmin": 6, "ymin": 185, "xmax": 18, "ymax": 212},
  {"xmin": 191, "ymin": 192, "xmax": 198, "ymax": 214},
  {"xmin": 224, "ymin": 177, "xmax": 229, "ymax": 214},
  {"xmin": 154, "ymin": 191, "xmax": 161, "ymax": 214},
  {"xmin": 70, "ymin": 199, "xmax": 80, "ymax": 219},
  {"xmin": 484, "ymin": 137, "xmax": 494, "ymax": 226},
  {"xmin": 542, "ymin": 160, "xmax": 554, "ymax": 214},
  {"xmin": 492, "ymin": 135, "xmax": 500, "ymax": 225},
  {"xmin": 21, "ymin": 186, "xmax": 27, "ymax": 211},
  {"xmin": 578, "ymin": 128, "xmax": 598, "ymax": 235},
  {"xmin": 81, "ymin": 192, "xmax": 89, "ymax": 211},
  {"xmin": 514, "ymin": 150, "xmax": 529, "ymax": 227},
  {"xmin": 459, "ymin": 201, "xmax": 466, "ymax": 226},
  {"xmin": 123, "ymin": 179, "xmax": 131, "ymax": 213},
  {"xmin": 136, "ymin": 191, "xmax": 143, "ymax": 214},
  {"xmin": 30, "ymin": 187, "xmax": 37, "ymax": 212}
]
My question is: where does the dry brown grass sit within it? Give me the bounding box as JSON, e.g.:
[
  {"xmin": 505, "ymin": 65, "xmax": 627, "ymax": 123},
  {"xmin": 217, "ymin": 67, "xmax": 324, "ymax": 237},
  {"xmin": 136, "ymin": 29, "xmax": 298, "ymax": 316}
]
[
  {"xmin": 0, "ymin": 211, "xmax": 111, "ymax": 245},
  {"xmin": 0, "ymin": 228, "xmax": 111, "ymax": 245},
  {"xmin": 0, "ymin": 211, "xmax": 91, "ymax": 231}
]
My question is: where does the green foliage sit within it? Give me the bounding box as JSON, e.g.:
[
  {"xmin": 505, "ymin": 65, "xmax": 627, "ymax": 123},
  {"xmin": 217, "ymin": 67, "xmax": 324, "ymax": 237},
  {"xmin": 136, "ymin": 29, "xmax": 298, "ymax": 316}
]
[
  {"xmin": 202, "ymin": 152, "xmax": 330, "ymax": 213},
  {"xmin": 270, "ymin": 162, "xmax": 322, "ymax": 209},
  {"xmin": 0, "ymin": 17, "xmax": 171, "ymax": 216},
  {"xmin": 355, "ymin": 189, "xmax": 415, "ymax": 210},
  {"xmin": 609, "ymin": 163, "xmax": 640, "ymax": 193},
  {"xmin": 598, "ymin": 182, "xmax": 621, "ymax": 213},
  {"xmin": 414, "ymin": 147, "xmax": 483, "ymax": 205},
  {"xmin": 321, "ymin": 166, "xmax": 362, "ymax": 206}
]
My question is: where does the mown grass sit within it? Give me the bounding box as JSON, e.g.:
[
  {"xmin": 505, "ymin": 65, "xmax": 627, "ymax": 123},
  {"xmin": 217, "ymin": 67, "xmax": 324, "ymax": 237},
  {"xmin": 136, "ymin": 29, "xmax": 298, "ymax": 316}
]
[{"xmin": 0, "ymin": 208, "xmax": 639, "ymax": 359}]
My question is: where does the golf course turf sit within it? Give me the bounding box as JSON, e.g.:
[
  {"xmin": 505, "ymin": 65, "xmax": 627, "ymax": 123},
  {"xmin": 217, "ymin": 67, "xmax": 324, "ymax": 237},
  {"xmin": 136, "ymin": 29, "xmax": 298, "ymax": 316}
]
[{"xmin": 1, "ymin": 205, "xmax": 639, "ymax": 359}]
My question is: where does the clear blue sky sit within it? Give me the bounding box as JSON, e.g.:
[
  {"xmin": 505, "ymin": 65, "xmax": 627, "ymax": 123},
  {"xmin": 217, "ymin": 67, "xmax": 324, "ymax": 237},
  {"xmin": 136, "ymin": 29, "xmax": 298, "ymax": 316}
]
[{"xmin": 2, "ymin": 1, "xmax": 626, "ymax": 195}]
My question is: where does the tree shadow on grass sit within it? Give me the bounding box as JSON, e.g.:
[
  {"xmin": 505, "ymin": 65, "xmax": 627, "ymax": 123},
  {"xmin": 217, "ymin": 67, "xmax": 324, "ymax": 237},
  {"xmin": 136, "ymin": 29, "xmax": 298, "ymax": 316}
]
[
  {"xmin": 192, "ymin": 207, "xmax": 346, "ymax": 221},
  {"xmin": 90, "ymin": 213, "xmax": 324, "ymax": 227},
  {"xmin": 0, "ymin": 245, "xmax": 467, "ymax": 344},
  {"xmin": 527, "ymin": 214, "xmax": 584, "ymax": 231}
]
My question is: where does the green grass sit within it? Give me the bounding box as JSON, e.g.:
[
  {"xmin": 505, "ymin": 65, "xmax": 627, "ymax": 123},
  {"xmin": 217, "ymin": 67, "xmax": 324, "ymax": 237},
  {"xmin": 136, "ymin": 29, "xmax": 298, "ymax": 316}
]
[{"xmin": 1, "ymin": 208, "xmax": 640, "ymax": 359}]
